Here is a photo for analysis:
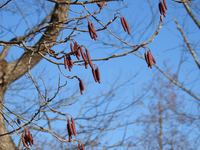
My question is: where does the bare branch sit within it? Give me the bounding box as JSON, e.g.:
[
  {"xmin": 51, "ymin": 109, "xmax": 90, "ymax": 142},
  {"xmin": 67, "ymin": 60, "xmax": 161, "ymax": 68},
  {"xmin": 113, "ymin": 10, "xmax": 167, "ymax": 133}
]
[
  {"xmin": 174, "ymin": 17, "xmax": 200, "ymax": 69},
  {"xmin": 0, "ymin": 0, "xmax": 11, "ymax": 9},
  {"xmin": 182, "ymin": 0, "xmax": 200, "ymax": 29},
  {"xmin": 47, "ymin": 0, "xmax": 120, "ymax": 5}
]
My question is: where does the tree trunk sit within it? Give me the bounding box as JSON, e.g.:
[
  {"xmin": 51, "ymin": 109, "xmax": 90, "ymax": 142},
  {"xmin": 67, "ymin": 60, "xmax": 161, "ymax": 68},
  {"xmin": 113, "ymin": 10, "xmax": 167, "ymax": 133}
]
[
  {"xmin": 0, "ymin": 89, "xmax": 16, "ymax": 150},
  {"xmin": 0, "ymin": 1, "xmax": 71, "ymax": 149}
]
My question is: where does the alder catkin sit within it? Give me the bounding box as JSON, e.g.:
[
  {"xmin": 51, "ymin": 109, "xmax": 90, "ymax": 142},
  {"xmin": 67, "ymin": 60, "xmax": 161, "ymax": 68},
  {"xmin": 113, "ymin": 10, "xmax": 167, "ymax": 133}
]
[
  {"xmin": 31, "ymin": 134, "xmax": 34, "ymax": 145},
  {"xmin": 147, "ymin": 50, "xmax": 153, "ymax": 69},
  {"xmin": 79, "ymin": 78, "xmax": 84, "ymax": 95},
  {"xmin": 92, "ymin": 68, "xmax": 97, "ymax": 82},
  {"xmin": 64, "ymin": 56, "xmax": 68, "ymax": 69},
  {"xmin": 152, "ymin": 57, "xmax": 156, "ymax": 64},
  {"xmin": 69, "ymin": 135, "xmax": 72, "ymax": 142},
  {"xmin": 91, "ymin": 23, "xmax": 98, "ymax": 37},
  {"xmin": 88, "ymin": 21, "xmax": 94, "ymax": 39},
  {"xmin": 158, "ymin": 3, "xmax": 164, "ymax": 15},
  {"xmin": 70, "ymin": 43, "xmax": 75, "ymax": 55},
  {"xmin": 22, "ymin": 134, "xmax": 26, "ymax": 147},
  {"xmin": 71, "ymin": 117, "xmax": 76, "ymax": 136},
  {"xmin": 160, "ymin": 1, "xmax": 166, "ymax": 14},
  {"xmin": 74, "ymin": 41, "xmax": 80, "ymax": 59},
  {"xmin": 68, "ymin": 55, "xmax": 73, "ymax": 67},
  {"xmin": 95, "ymin": 67, "xmax": 101, "ymax": 84},
  {"xmin": 123, "ymin": 17, "xmax": 130, "ymax": 35},
  {"xmin": 81, "ymin": 144, "xmax": 85, "ymax": 150},
  {"xmin": 85, "ymin": 48, "xmax": 93, "ymax": 69},
  {"xmin": 120, "ymin": 17, "xmax": 127, "ymax": 32},
  {"xmin": 80, "ymin": 47, "xmax": 88, "ymax": 64},
  {"xmin": 93, "ymin": 34, "xmax": 97, "ymax": 41},
  {"xmin": 163, "ymin": 0, "xmax": 168, "ymax": 10},
  {"xmin": 67, "ymin": 119, "xmax": 73, "ymax": 135},
  {"xmin": 144, "ymin": 52, "xmax": 149, "ymax": 66}
]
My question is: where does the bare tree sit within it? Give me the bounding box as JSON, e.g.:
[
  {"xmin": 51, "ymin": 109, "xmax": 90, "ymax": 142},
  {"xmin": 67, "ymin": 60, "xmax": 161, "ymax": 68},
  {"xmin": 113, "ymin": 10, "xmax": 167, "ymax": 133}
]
[
  {"xmin": 133, "ymin": 66, "xmax": 199, "ymax": 150},
  {"xmin": 0, "ymin": 0, "xmax": 199, "ymax": 150}
]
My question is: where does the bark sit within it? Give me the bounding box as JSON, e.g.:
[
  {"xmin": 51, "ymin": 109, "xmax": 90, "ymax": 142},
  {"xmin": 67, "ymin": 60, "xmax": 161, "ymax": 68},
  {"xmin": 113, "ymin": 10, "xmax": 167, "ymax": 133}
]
[
  {"xmin": 0, "ymin": 1, "xmax": 71, "ymax": 149},
  {"xmin": 0, "ymin": 90, "xmax": 16, "ymax": 150}
]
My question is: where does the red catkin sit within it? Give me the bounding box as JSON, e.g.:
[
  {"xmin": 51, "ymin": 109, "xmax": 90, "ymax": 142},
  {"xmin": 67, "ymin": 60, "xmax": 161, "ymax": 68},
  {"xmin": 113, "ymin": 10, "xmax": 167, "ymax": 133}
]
[
  {"xmin": 85, "ymin": 62, "xmax": 88, "ymax": 69},
  {"xmin": 95, "ymin": 67, "xmax": 101, "ymax": 84},
  {"xmin": 69, "ymin": 135, "xmax": 72, "ymax": 142},
  {"xmin": 71, "ymin": 117, "xmax": 76, "ymax": 136},
  {"xmin": 88, "ymin": 21, "xmax": 94, "ymax": 39},
  {"xmin": 91, "ymin": 23, "xmax": 98, "ymax": 37},
  {"xmin": 79, "ymin": 78, "xmax": 84, "ymax": 95},
  {"xmin": 160, "ymin": 1, "xmax": 166, "ymax": 14},
  {"xmin": 120, "ymin": 17, "xmax": 127, "ymax": 32},
  {"xmin": 123, "ymin": 17, "xmax": 130, "ymax": 35},
  {"xmin": 81, "ymin": 144, "xmax": 85, "ymax": 150},
  {"xmin": 85, "ymin": 48, "xmax": 93, "ymax": 69},
  {"xmin": 70, "ymin": 43, "xmax": 75, "ymax": 55},
  {"xmin": 68, "ymin": 55, "xmax": 73, "ymax": 67},
  {"xmin": 80, "ymin": 46, "xmax": 88, "ymax": 64},
  {"xmin": 163, "ymin": 0, "xmax": 168, "ymax": 10},
  {"xmin": 92, "ymin": 68, "xmax": 97, "ymax": 82},
  {"xmin": 144, "ymin": 52, "xmax": 149, "ymax": 66},
  {"xmin": 158, "ymin": 3, "xmax": 164, "ymax": 15},
  {"xmin": 147, "ymin": 50, "xmax": 153, "ymax": 69},
  {"xmin": 22, "ymin": 134, "xmax": 26, "ymax": 147},
  {"xmin": 67, "ymin": 119, "xmax": 73, "ymax": 135},
  {"xmin": 64, "ymin": 56, "xmax": 68, "ymax": 69},
  {"xmin": 93, "ymin": 34, "xmax": 97, "ymax": 41}
]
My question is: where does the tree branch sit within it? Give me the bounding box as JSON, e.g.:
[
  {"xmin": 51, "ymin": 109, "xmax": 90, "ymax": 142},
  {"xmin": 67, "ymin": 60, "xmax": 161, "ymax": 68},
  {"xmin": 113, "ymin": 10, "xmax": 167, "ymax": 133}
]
[
  {"xmin": 174, "ymin": 17, "xmax": 200, "ymax": 69},
  {"xmin": 3, "ymin": 1, "xmax": 71, "ymax": 87},
  {"xmin": 182, "ymin": 0, "xmax": 200, "ymax": 29}
]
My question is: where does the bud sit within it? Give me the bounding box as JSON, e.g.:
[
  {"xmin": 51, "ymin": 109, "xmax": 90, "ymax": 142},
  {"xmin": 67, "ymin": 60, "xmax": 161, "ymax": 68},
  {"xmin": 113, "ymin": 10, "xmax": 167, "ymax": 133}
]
[{"xmin": 17, "ymin": 118, "xmax": 21, "ymax": 125}]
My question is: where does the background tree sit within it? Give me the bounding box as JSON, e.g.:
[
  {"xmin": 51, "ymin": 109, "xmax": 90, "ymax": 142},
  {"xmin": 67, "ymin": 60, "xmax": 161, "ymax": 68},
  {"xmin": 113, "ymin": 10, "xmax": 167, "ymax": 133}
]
[{"xmin": 0, "ymin": 0, "xmax": 199, "ymax": 150}]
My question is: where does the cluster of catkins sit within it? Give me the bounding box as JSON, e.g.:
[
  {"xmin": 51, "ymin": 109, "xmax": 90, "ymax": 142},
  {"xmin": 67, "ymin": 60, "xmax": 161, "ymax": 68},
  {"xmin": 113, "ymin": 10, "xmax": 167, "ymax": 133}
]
[
  {"xmin": 64, "ymin": 39, "xmax": 101, "ymax": 95},
  {"xmin": 66, "ymin": 116, "xmax": 85, "ymax": 150},
  {"xmin": 62, "ymin": 8, "xmax": 133, "ymax": 95},
  {"xmin": 144, "ymin": 50, "xmax": 156, "ymax": 69},
  {"xmin": 22, "ymin": 129, "xmax": 34, "ymax": 147},
  {"xmin": 159, "ymin": 0, "xmax": 168, "ymax": 17},
  {"xmin": 88, "ymin": 20, "xmax": 98, "ymax": 41},
  {"xmin": 120, "ymin": 16, "xmax": 130, "ymax": 35}
]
